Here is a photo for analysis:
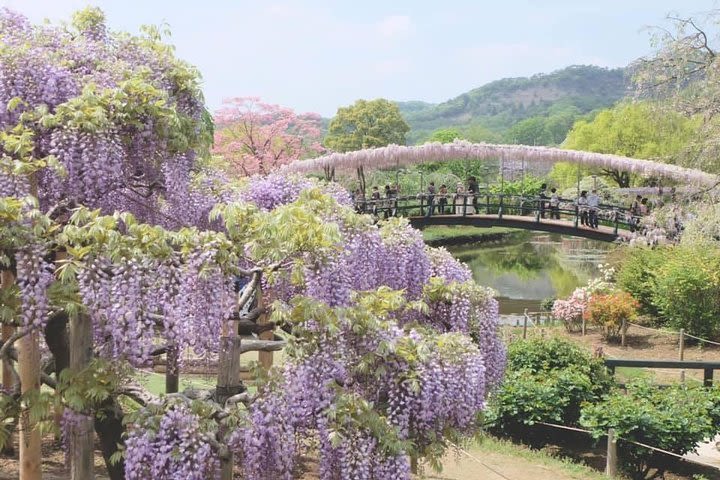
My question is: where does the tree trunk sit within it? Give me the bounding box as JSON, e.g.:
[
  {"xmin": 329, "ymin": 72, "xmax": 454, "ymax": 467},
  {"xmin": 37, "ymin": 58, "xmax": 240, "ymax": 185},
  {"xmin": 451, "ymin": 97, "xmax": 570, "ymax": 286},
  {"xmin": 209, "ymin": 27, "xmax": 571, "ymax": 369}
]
[
  {"xmin": 94, "ymin": 400, "xmax": 125, "ymax": 480},
  {"xmin": 165, "ymin": 345, "xmax": 179, "ymax": 394},
  {"xmin": 603, "ymin": 169, "xmax": 631, "ymax": 188},
  {"xmin": 44, "ymin": 311, "xmax": 69, "ymax": 443},
  {"xmin": 69, "ymin": 313, "xmax": 94, "ymax": 480},
  {"xmin": 356, "ymin": 166, "xmax": 366, "ymax": 196}
]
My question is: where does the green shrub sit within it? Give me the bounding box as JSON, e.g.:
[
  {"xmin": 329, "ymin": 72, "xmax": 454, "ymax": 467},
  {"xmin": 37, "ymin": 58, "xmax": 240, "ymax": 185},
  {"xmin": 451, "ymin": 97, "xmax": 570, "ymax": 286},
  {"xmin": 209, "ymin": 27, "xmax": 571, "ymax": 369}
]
[
  {"xmin": 487, "ymin": 338, "xmax": 613, "ymax": 437},
  {"xmin": 652, "ymin": 245, "xmax": 720, "ymax": 339},
  {"xmin": 615, "ymin": 246, "xmax": 664, "ymax": 318},
  {"xmin": 581, "ymin": 382, "xmax": 720, "ymax": 479},
  {"xmin": 540, "ymin": 297, "xmax": 555, "ymax": 312},
  {"xmin": 506, "ymin": 338, "xmax": 609, "ymax": 385}
]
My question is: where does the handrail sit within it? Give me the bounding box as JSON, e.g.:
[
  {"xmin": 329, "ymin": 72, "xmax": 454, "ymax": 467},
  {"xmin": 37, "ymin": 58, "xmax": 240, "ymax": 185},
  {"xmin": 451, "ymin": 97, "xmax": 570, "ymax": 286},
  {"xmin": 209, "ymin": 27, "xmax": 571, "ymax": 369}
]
[{"xmin": 353, "ymin": 192, "xmax": 644, "ymax": 233}]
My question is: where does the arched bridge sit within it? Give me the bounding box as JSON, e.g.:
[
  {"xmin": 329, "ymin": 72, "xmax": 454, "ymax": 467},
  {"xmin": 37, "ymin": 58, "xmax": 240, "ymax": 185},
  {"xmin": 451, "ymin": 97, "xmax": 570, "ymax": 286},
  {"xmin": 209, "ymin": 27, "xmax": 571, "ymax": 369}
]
[{"xmin": 357, "ymin": 194, "xmax": 642, "ymax": 242}]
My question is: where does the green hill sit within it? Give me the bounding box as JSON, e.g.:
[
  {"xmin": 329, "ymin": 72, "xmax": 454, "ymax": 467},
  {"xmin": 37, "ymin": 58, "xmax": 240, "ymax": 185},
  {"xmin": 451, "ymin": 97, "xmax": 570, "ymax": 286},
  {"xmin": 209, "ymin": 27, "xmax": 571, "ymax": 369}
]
[{"xmin": 398, "ymin": 65, "xmax": 628, "ymax": 144}]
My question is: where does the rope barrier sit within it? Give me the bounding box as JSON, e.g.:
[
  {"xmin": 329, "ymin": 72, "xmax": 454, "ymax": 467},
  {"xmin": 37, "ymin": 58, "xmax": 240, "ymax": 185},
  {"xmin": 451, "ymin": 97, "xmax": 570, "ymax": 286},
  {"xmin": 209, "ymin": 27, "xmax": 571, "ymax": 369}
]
[
  {"xmin": 446, "ymin": 440, "xmax": 515, "ymax": 480},
  {"xmin": 683, "ymin": 332, "xmax": 720, "ymax": 347},
  {"xmin": 534, "ymin": 421, "xmax": 720, "ymax": 472},
  {"xmin": 628, "ymin": 322, "xmax": 720, "ymax": 347},
  {"xmin": 627, "ymin": 322, "xmax": 676, "ymax": 335},
  {"xmin": 536, "ymin": 421, "xmax": 593, "ymax": 434},
  {"xmin": 620, "ymin": 438, "xmax": 720, "ymax": 471}
]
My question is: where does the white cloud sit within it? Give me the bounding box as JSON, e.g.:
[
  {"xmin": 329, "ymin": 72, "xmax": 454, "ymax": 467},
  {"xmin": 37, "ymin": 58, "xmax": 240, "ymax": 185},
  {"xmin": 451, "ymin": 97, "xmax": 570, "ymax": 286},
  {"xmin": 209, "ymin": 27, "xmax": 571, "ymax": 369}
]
[{"xmin": 375, "ymin": 15, "xmax": 413, "ymax": 38}]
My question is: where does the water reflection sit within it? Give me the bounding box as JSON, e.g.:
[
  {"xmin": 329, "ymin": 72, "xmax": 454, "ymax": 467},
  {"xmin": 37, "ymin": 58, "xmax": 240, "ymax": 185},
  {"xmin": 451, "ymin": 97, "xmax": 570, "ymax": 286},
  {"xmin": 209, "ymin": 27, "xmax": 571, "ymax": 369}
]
[{"xmin": 447, "ymin": 232, "xmax": 612, "ymax": 318}]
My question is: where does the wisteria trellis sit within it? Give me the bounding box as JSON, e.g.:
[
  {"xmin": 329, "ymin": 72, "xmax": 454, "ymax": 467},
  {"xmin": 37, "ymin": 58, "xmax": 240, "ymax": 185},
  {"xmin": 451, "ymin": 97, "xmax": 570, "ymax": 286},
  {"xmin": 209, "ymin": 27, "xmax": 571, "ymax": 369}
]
[{"xmin": 283, "ymin": 140, "xmax": 719, "ymax": 186}]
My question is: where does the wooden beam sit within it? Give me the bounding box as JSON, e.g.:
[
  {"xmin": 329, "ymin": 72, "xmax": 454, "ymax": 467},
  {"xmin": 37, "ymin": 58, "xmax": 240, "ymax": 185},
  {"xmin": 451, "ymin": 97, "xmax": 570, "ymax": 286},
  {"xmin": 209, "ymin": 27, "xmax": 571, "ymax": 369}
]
[{"xmin": 69, "ymin": 313, "xmax": 95, "ymax": 480}]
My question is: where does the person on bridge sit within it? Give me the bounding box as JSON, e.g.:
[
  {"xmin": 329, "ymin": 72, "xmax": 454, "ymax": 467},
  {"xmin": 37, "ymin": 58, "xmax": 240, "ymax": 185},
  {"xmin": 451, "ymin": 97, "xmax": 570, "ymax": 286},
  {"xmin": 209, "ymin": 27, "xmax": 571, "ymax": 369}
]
[
  {"xmin": 425, "ymin": 181, "xmax": 436, "ymax": 217},
  {"xmin": 437, "ymin": 184, "xmax": 448, "ymax": 214},
  {"xmin": 468, "ymin": 176, "xmax": 479, "ymax": 214},
  {"xmin": 549, "ymin": 188, "xmax": 560, "ymax": 219},
  {"xmin": 630, "ymin": 194, "xmax": 642, "ymax": 232},
  {"xmin": 539, "ymin": 183, "xmax": 548, "ymax": 218},
  {"xmin": 370, "ymin": 186, "xmax": 381, "ymax": 215},
  {"xmin": 577, "ymin": 190, "xmax": 588, "ymax": 226},
  {"xmin": 454, "ymin": 183, "xmax": 474, "ymax": 215},
  {"xmin": 587, "ymin": 189, "xmax": 600, "ymax": 229}
]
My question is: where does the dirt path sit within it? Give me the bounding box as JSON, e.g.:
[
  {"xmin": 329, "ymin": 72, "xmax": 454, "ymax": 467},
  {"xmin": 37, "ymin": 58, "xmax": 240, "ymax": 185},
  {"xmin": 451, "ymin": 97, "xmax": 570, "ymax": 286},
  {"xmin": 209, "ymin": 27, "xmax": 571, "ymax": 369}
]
[{"xmin": 425, "ymin": 451, "xmax": 593, "ymax": 480}]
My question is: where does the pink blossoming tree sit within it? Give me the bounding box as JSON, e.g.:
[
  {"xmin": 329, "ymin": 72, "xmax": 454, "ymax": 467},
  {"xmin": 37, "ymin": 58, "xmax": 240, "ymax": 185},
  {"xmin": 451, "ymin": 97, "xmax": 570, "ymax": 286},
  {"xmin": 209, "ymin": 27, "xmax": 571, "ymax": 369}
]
[{"xmin": 213, "ymin": 97, "xmax": 324, "ymax": 176}]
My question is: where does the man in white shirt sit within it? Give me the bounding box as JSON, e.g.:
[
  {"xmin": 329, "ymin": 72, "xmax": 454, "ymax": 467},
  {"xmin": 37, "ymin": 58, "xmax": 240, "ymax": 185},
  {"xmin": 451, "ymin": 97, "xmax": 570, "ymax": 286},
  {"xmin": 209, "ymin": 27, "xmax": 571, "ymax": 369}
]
[{"xmin": 587, "ymin": 190, "xmax": 600, "ymax": 229}]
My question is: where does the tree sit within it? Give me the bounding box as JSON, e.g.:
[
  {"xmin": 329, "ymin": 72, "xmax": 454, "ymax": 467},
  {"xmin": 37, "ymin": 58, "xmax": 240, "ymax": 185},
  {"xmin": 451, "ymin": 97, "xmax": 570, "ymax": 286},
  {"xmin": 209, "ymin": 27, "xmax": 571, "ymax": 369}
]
[
  {"xmin": 634, "ymin": 11, "xmax": 720, "ymax": 174},
  {"xmin": 325, "ymin": 99, "xmax": 410, "ymax": 193},
  {"xmin": 213, "ymin": 97, "xmax": 324, "ymax": 176},
  {"xmin": 505, "ymin": 116, "xmax": 552, "ymax": 145},
  {"xmin": 427, "ymin": 128, "xmax": 462, "ymax": 143},
  {"xmin": 563, "ymin": 102, "xmax": 699, "ymax": 187}
]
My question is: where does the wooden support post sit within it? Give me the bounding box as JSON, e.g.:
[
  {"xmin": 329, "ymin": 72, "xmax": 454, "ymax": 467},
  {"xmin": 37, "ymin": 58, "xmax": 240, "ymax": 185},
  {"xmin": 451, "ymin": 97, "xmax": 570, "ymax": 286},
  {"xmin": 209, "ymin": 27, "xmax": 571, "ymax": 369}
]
[
  {"xmin": 410, "ymin": 456, "xmax": 418, "ymax": 475},
  {"xmin": 1, "ymin": 269, "xmax": 15, "ymax": 392},
  {"xmin": 621, "ymin": 318, "xmax": 627, "ymax": 347},
  {"xmin": 606, "ymin": 428, "xmax": 618, "ymax": 477},
  {"xmin": 522, "ymin": 309, "xmax": 528, "ymax": 340},
  {"xmin": 1, "ymin": 270, "xmax": 16, "ymax": 456},
  {"xmin": 581, "ymin": 316, "xmax": 586, "ymax": 336},
  {"xmin": 704, "ymin": 368, "xmax": 713, "ymax": 388},
  {"xmin": 256, "ymin": 289, "xmax": 273, "ymax": 370},
  {"xmin": 217, "ymin": 330, "xmax": 243, "ymax": 480},
  {"xmin": 69, "ymin": 312, "xmax": 95, "ymax": 480},
  {"xmin": 165, "ymin": 345, "xmax": 179, "ymax": 394},
  {"xmin": 679, "ymin": 329, "xmax": 685, "ymax": 383},
  {"xmin": 18, "ymin": 329, "xmax": 42, "ymax": 480},
  {"xmin": 18, "ymin": 172, "xmax": 42, "ymax": 480}
]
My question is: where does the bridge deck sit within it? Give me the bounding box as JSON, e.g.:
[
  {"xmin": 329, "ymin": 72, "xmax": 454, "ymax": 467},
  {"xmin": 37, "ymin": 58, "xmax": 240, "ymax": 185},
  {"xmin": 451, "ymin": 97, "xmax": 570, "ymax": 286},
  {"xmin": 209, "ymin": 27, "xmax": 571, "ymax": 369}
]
[{"xmin": 408, "ymin": 214, "xmax": 631, "ymax": 242}]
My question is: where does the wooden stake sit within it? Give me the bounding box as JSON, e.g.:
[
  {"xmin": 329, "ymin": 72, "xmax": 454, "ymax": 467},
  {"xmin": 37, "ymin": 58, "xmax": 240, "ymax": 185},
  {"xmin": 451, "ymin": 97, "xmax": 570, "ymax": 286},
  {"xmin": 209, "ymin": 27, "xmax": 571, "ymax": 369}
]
[
  {"xmin": 165, "ymin": 345, "xmax": 179, "ymax": 394},
  {"xmin": 1, "ymin": 269, "xmax": 15, "ymax": 392},
  {"xmin": 216, "ymin": 333, "xmax": 242, "ymax": 480},
  {"xmin": 522, "ymin": 309, "xmax": 528, "ymax": 340},
  {"xmin": 679, "ymin": 329, "xmax": 685, "ymax": 383},
  {"xmin": 620, "ymin": 318, "xmax": 627, "ymax": 347},
  {"xmin": 256, "ymin": 289, "xmax": 273, "ymax": 370},
  {"xmin": 18, "ymin": 330, "xmax": 42, "ymax": 480},
  {"xmin": 605, "ymin": 428, "xmax": 618, "ymax": 477},
  {"xmin": 69, "ymin": 312, "xmax": 95, "ymax": 480}
]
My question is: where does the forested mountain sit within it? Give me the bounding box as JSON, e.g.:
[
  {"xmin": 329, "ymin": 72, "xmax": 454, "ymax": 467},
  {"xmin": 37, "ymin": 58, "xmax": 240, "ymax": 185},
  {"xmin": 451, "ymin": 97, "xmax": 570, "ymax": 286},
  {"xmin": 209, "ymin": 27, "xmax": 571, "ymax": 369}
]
[{"xmin": 397, "ymin": 65, "xmax": 629, "ymax": 144}]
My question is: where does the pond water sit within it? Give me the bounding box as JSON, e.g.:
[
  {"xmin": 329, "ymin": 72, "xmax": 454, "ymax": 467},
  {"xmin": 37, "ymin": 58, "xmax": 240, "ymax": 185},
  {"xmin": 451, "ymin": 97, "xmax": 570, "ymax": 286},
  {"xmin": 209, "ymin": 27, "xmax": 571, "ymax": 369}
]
[{"xmin": 447, "ymin": 232, "xmax": 613, "ymax": 322}]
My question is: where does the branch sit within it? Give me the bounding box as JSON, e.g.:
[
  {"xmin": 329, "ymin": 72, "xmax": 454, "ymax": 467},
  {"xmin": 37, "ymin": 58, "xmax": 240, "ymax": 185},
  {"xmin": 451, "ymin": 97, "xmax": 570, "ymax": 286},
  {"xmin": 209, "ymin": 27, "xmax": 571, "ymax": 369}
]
[
  {"xmin": 224, "ymin": 392, "xmax": 254, "ymax": 409},
  {"xmin": 237, "ymin": 271, "xmax": 260, "ymax": 311},
  {"xmin": 0, "ymin": 328, "xmax": 30, "ymax": 366},
  {"xmin": 150, "ymin": 346, "xmax": 168, "ymax": 357},
  {"xmin": 238, "ymin": 305, "xmax": 268, "ymax": 323},
  {"xmin": 118, "ymin": 383, "xmax": 159, "ymax": 407},
  {"xmin": 239, "ymin": 339, "xmax": 285, "ymax": 354}
]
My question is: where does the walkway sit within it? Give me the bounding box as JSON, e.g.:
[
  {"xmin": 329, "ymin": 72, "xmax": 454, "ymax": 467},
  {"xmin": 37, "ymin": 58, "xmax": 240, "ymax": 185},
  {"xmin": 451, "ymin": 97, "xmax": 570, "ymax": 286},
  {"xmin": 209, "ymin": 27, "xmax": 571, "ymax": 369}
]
[
  {"xmin": 359, "ymin": 194, "xmax": 640, "ymax": 242},
  {"xmin": 410, "ymin": 214, "xmax": 630, "ymax": 242}
]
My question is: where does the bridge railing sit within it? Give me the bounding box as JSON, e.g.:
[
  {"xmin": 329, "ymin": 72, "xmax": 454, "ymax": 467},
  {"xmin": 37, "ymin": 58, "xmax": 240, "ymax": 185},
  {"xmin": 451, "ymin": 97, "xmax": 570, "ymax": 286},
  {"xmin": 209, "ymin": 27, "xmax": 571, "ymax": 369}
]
[{"xmin": 355, "ymin": 193, "xmax": 642, "ymax": 234}]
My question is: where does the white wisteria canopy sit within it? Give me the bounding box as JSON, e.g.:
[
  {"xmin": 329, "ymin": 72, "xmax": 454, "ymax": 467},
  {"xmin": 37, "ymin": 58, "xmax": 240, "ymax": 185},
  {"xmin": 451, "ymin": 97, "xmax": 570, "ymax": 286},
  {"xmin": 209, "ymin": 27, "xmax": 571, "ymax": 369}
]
[{"xmin": 283, "ymin": 141, "xmax": 719, "ymax": 186}]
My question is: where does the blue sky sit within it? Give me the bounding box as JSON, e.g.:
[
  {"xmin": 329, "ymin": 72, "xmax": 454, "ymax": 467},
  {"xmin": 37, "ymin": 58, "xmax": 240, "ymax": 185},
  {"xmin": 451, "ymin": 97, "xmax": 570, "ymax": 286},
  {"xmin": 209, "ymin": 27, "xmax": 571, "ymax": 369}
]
[{"xmin": 1, "ymin": 1, "xmax": 716, "ymax": 116}]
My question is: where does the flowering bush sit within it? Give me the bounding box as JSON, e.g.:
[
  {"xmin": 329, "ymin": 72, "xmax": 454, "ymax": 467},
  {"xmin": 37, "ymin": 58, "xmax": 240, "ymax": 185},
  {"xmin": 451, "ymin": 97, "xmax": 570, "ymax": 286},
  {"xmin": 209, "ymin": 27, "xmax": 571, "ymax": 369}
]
[
  {"xmin": 552, "ymin": 288, "xmax": 590, "ymax": 332},
  {"xmin": 551, "ymin": 263, "xmax": 616, "ymax": 332},
  {"xmin": 584, "ymin": 291, "xmax": 639, "ymax": 341}
]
